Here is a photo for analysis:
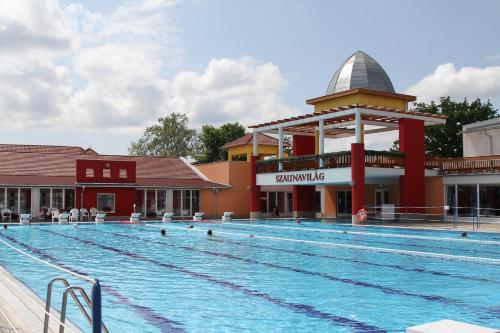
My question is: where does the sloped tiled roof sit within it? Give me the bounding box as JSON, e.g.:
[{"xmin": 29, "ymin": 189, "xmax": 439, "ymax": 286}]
[
  {"xmin": 0, "ymin": 145, "xmax": 225, "ymax": 188},
  {"xmin": 0, "ymin": 144, "xmax": 98, "ymax": 155},
  {"xmin": 223, "ymin": 133, "xmax": 289, "ymax": 148}
]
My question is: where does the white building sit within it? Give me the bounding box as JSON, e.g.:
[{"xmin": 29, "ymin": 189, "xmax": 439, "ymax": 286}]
[{"xmin": 463, "ymin": 118, "xmax": 500, "ymax": 157}]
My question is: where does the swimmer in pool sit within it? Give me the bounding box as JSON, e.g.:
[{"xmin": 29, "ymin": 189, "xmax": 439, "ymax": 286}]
[
  {"xmin": 461, "ymin": 231, "xmax": 467, "ymax": 238},
  {"xmin": 160, "ymin": 229, "xmax": 167, "ymax": 236},
  {"xmin": 3, "ymin": 224, "xmax": 7, "ymax": 229},
  {"xmin": 296, "ymin": 218, "xmax": 301, "ymax": 224},
  {"xmin": 187, "ymin": 225, "xmax": 194, "ymax": 229},
  {"xmin": 207, "ymin": 229, "xmax": 213, "ymax": 236}
]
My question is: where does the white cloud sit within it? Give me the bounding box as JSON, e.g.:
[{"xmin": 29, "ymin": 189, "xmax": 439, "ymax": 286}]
[
  {"xmin": 0, "ymin": 0, "xmax": 299, "ymax": 142},
  {"xmin": 406, "ymin": 63, "xmax": 500, "ymax": 103}
]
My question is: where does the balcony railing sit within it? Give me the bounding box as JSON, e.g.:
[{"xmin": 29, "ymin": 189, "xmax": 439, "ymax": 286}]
[
  {"xmin": 256, "ymin": 151, "xmax": 404, "ymax": 174},
  {"xmin": 425, "ymin": 156, "xmax": 500, "ymax": 174}
]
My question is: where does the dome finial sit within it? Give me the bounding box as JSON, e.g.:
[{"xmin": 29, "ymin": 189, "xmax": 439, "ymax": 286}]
[{"xmin": 326, "ymin": 51, "xmax": 394, "ymax": 95}]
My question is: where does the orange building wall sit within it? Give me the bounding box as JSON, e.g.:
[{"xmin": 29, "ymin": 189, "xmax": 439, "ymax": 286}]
[
  {"xmin": 425, "ymin": 176, "xmax": 444, "ymax": 215},
  {"xmin": 197, "ymin": 161, "xmax": 251, "ymax": 218}
]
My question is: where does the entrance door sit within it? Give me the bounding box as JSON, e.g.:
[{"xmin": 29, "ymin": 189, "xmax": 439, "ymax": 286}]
[
  {"xmin": 336, "ymin": 190, "xmax": 352, "ymax": 218},
  {"xmin": 375, "ymin": 189, "xmax": 389, "ymax": 216}
]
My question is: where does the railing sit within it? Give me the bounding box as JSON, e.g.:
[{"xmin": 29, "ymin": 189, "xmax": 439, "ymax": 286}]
[
  {"xmin": 425, "ymin": 155, "xmax": 500, "ymax": 174},
  {"xmin": 256, "ymin": 151, "xmax": 404, "ymax": 174}
]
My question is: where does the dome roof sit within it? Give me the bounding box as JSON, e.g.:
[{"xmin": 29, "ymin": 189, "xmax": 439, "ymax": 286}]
[{"xmin": 326, "ymin": 51, "xmax": 395, "ymax": 95}]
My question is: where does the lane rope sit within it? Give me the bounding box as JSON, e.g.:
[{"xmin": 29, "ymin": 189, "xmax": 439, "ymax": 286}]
[{"xmin": 144, "ymin": 224, "xmax": 500, "ymax": 265}]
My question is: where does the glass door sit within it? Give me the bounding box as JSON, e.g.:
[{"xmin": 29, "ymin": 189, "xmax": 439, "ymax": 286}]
[{"xmin": 336, "ymin": 190, "xmax": 351, "ymax": 218}]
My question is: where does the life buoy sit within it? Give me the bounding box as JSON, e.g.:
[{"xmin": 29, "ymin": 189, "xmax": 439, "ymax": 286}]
[{"xmin": 356, "ymin": 208, "xmax": 368, "ymax": 223}]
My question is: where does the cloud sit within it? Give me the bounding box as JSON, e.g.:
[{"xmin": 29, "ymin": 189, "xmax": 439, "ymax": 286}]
[{"xmin": 406, "ymin": 63, "xmax": 500, "ymax": 103}]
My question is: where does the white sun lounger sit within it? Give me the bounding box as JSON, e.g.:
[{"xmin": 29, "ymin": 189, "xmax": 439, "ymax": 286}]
[
  {"xmin": 222, "ymin": 212, "xmax": 233, "ymax": 222},
  {"xmin": 19, "ymin": 214, "xmax": 31, "ymax": 225},
  {"xmin": 162, "ymin": 212, "xmax": 175, "ymax": 223},
  {"xmin": 69, "ymin": 208, "xmax": 80, "ymax": 222},
  {"xmin": 193, "ymin": 212, "xmax": 204, "ymax": 221},
  {"xmin": 95, "ymin": 213, "xmax": 106, "ymax": 224},
  {"xmin": 130, "ymin": 213, "xmax": 141, "ymax": 223},
  {"xmin": 1, "ymin": 209, "xmax": 12, "ymax": 222},
  {"xmin": 58, "ymin": 212, "xmax": 70, "ymax": 224}
]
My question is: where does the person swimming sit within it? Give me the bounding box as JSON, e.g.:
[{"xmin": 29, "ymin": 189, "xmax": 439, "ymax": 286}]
[
  {"xmin": 3, "ymin": 224, "xmax": 7, "ymax": 229},
  {"xmin": 160, "ymin": 229, "xmax": 167, "ymax": 236},
  {"xmin": 207, "ymin": 229, "xmax": 213, "ymax": 236},
  {"xmin": 187, "ymin": 225, "xmax": 194, "ymax": 229},
  {"xmin": 296, "ymin": 218, "xmax": 301, "ymax": 224},
  {"xmin": 461, "ymin": 231, "xmax": 468, "ymax": 238}
]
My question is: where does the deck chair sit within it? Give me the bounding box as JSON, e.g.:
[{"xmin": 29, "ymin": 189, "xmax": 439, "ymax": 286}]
[
  {"xmin": 162, "ymin": 212, "xmax": 174, "ymax": 222},
  {"xmin": 222, "ymin": 212, "xmax": 233, "ymax": 222},
  {"xmin": 130, "ymin": 212, "xmax": 141, "ymax": 223},
  {"xmin": 20, "ymin": 214, "xmax": 31, "ymax": 225},
  {"xmin": 80, "ymin": 208, "xmax": 90, "ymax": 221},
  {"xmin": 51, "ymin": 209, "xmax": 60, "ymax": 223},
  {"xmin": 95, "ymin": 213, "xmax": 106, "ymax": 223},
  {"xmin": 69, "ymin": 208, "xmax": 80, "ymax": 222},
  {"xmin": 193, "ymin": 212, "xmax": 204, "ymax": 221},
  {"xmin": 89, "ymin": 207, "xmax": 97, "ymax": 220},
  {"xmin": 1, "ymin": 209, "xmax": 12, "ymax": 222},
  {"xmin": 58, "ymin": 212, "xmax": 69, "ymax": 224}
]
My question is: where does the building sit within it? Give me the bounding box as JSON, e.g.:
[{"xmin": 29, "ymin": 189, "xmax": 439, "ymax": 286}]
[
  {"xmin": 0, "ymin": 144, "xmax": 225, "ymax": 220},
  {"xmin": 246, "ymin": 50, "xmax": 500, "ymax": 222},
  {"xmin": 463, "ymin": 118, "xmax": 500, "ymax": 157}
]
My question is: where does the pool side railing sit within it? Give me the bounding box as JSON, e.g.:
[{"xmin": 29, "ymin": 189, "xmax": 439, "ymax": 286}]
[{"xmin": 364, "ymin": 205, "xmax": 500, "ymax": 229}]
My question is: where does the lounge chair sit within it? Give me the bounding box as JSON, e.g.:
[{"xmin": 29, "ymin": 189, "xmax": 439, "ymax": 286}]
[
  {"xmin": 95, "ymin": 213, "xmax": 106, "ymax": 224},
  {"xmin": 20, "ymin": 213, "xmax": 31, "ymax": 225},
  {"xmin": 80, "ymin": 208, "xmax": 90, "ymax": 221},
  {"xmin": 162, "ymin": 212, "xmax": 174, "ymax": 222},
  {"xmin": 69, "ymin": 208, "xmax": 80, "ymax": 222},
  {"xmin": 130, "ymin": 213, "xmax": 141, "ymax": 223},
  {"xmin": 193, "ymin": 212, "xmax": 204, "ymax": 221},
  {"xmin": 222, "ymin": 212, "xmax": 233, "ymax": 222},
  {"xmin": 58, "ymin": 212, "xmax": 69, "ymax": 224},
  {"xmin": 89, "ymin": 207, "xmax": 97, "ymax": 220},
  {"xmin": 51, "ymin": 209, "xmax": 60, "ymax": 223},
  {"xmin": 1, "ymin": 209, "xmax": 12, "ymax": 222}
]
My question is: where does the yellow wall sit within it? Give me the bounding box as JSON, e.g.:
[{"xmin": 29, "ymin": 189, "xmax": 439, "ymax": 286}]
[
  {"xmin": 227, "ymin": 144, "xmax": 285, "ymax": 161},
  {"xmin": 313, "ymin": 93, "xmax": 407, "ymax": 113}
]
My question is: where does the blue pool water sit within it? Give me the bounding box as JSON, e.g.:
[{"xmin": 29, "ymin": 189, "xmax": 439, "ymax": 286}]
[{"xmin": 0, "ymin": 220, "xmax": 499, "ymax": 332}]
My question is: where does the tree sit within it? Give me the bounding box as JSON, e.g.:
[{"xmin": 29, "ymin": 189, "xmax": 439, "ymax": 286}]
[
  {"xmin": 129, "ymin": 113, "xmax": 197, "ymax": 157},
  {"xmin": 391, "ymin": 97, "xmax": 498, "ymax": 157},
  {"xmin": 196, "ymin": 122, "xmax": 246, "ymax": 163}
]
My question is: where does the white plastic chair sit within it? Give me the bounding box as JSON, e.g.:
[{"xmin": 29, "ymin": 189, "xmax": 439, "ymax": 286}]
[
  {"xmin": 222, "ymin": 212, "xmax": 233, "ymax": 222},
  {"xmin": 80, "ymin": 208, "xmax": 90, "ymax": 221},
  {"xmin": 51, "ymin": 209, "xmax": 60, "ymax": 223},
  {"xmin": 1, "ymin": 209, "xmax": 12, "ymax": 222},
  {"xmin": 130, "ymin": 213, "xmax": 141, "ymax": 223},
  {"xmin": 193, "ymin": 212, "xmax": 204, "ymax": 221},
  {"xmin": 89, "ymin": 207, "xmax": 97, "ymax": 220},
  {"xmin": 162, "ymin": 212, "xmax": 174, "ymax": 223},
  {"xmin": 69, "ymin": 208, "xmax": 80, "ymax": 222},
  {"xmin": 58, "ymin": 212, "xmax": 69, "ymax": 224},
  {"xmin": 20, "ymin": 214, "xmax": 31, "ymax": 225},
  {"xmin": 95, "ymin": 213, "xmax": 106, "ymax": 224}
]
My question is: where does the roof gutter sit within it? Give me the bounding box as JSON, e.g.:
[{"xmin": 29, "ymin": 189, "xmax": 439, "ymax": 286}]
[{"xmin": 180, "ymin": 157, "xmax": 231, "ymax": 187}]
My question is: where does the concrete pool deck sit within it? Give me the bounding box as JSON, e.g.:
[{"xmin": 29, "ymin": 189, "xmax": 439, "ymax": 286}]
[{"xmin": 0, "ymin": 266, "xmax": 83, "ymax": 333}]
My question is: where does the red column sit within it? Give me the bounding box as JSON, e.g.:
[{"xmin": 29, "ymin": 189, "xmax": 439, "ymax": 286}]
[
  {"xmin": 249, "ymin": 155, "xmax": 261, "ymax": 218},
  {"xmin": 399, "ymin": 119, "xmax": 425, "ymax": 212},
  {"xmin": 351, "ymin": 143, "xmax": 365, "ymax": 224},
  {"xmin": 292, "ymin": 135, "xmax": 316, "ymax": 217}
]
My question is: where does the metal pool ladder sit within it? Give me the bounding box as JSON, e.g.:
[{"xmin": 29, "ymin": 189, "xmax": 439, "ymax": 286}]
[{"xmin": 43, "ymin": 277, "xmax": 109, "ymax": 333}]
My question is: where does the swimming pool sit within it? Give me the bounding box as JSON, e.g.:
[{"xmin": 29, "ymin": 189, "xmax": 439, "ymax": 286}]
[{"xmin": 0, "ymin": 220, "xmax": 499, "ymax": 332}]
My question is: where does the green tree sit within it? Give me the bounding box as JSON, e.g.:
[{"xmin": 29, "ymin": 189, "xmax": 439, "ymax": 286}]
[
  {"xmin": 129, "ymin": 113, "xmax": 197, "ymax": 157},
  {"xmin": 391, "ymin": 97, "xmax": 498, "ymax": 157},
  {"xmin": 196, "ymin": 122, "xmax": 247, "ymax": 163}
]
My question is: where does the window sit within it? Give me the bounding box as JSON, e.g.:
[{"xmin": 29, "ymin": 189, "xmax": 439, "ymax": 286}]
[
  {"xmin": 97, "ymin": 193, "xmax": 115, "ymax": 212},
  {"xmin": 119, "ymin": 169, "xmax": 127, "ymax": 178},
  {"xmin": 86, "ymin": 168, "xmax": 94, "ymax": 177},
  {"xmin": 103, "ymin": 168, "xmax": 111, "ymax": 178},
  {"xmin": 52, "ymin": 189, "xmax": 63, "ymax": 209},
  {"xmin": 0, "ymin": 188, "xmax": 5, "ymax": 209},
  {"xmin": 64, "ymin": 189, "xmax": 75, "ymax": 211}
]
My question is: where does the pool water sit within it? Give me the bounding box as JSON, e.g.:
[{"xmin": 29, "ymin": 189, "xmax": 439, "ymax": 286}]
[{"xmin": 0, "ymin": 220, "xmax": 499, "ymax": 332}]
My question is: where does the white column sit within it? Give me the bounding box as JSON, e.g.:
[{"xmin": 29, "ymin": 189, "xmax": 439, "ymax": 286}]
[
  {"xmin": 355, "ymin": 109, "xmax": 362, "ymax": 144},
  {"xmin": 31, "ymin": 188, "xmax": 39, "ymax": 218},
  {"xmin": 476, "ymin": 184, "xmax": 480, "ymax": 221},
  {"xmin": 278, "ymin": 127, "xmax": 283, "ymax": 171},
  {"xmin": 155, "ymin": 190, "xmax": 158, "ymax": 215},
  {"xmin": 17, "ymin": 188, "xmax": 20, "ymax": 214},
  {"xmin": 252, "ymin": 131, "xmax": 258, "ymax": 157},
  {"xmin": 167, "ymin": 189, "xmax": 173, "ymax": 213},
  {"xmin": 318, "ymin": 119, "xmax": 325, "ymax": 168}
]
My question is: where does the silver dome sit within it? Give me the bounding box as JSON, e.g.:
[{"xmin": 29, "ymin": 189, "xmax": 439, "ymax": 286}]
[{"xmin": 326, "ymin": 51, "xmax": 395, "ymax": 94}]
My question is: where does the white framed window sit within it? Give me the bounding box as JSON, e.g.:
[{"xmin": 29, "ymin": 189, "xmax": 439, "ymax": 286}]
[
  {"xmin": 97, "ymin": 193, "xmax": 115, "ymax": 212},
  {"xmin": 119, "ymin": 169, "xmax": 127, "ymax": 178},
  {"xmin": 103, "ymin": 168, "xmax": 111, "ymax": 178},
  {"xmin": 86, "ymin": 168, "xmax": 94, "ymax": 177}
]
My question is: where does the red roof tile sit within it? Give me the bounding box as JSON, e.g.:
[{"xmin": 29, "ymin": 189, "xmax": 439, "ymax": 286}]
[
  {"xmin": 223, "ymin": 133, "xmax": 289, "ymax": 148},
  {"xmin": 0, "ymin": 144, "xmax": 98, "ymax": 155}
]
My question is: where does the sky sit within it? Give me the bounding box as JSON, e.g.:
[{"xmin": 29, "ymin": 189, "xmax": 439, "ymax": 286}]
[{"xmin": 0, "ymin": 0, "xmax": 499, "ymax": 154}]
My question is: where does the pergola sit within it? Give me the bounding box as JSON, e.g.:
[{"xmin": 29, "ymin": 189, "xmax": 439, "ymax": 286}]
[{"xmin": 249, "ymin": 104, "xmax": 447, "ymax": 169}]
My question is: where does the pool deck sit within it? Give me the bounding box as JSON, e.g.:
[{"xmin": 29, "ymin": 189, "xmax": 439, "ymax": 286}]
[
  {"xmin": 0, "ymin": 266, "xmax": 83, "ymax": 333},
  {"xmin": 360, "ymin": 221, "xmax": 500, "ymax": 233}
]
